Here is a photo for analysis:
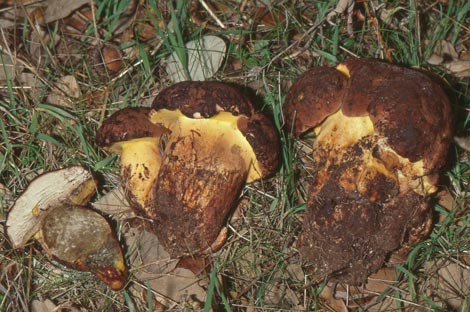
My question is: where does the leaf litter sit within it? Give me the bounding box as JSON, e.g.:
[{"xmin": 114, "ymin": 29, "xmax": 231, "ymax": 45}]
[{"xmin": 93, "ymin": 185, "xmax": 207, "ymax": 308}]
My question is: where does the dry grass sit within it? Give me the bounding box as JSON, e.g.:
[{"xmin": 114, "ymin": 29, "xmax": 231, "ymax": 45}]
[{"xmin": 1, "ymin": 0, "xmax": 470, "ymax": 311}]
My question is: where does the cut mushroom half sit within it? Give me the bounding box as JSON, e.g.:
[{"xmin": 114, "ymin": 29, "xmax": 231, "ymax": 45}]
[
  {"xmin": 6, "ymin": 166, "xmax": 127, "ymax": 290},
  {"xmin": 97, "ymin": 81, "xmax": 281, "ymax": 257},
  {"xmin": 6, "ymin": 166, "xmax": 97, "ymax": 248}
]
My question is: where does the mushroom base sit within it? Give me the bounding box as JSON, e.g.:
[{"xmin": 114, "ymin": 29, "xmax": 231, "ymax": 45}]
[
  {"xmin": 153, "ymin": 158, "xmax": 247, "ymax": 258},
  {"xmin": 297, "ymin": 138, "xmax": 433, "ymax": 285}
]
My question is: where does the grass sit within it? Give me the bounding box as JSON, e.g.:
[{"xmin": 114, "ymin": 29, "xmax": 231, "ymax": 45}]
[{"xmin": 1, "ymin": 0, "xmax": 470, "ymax": 311}]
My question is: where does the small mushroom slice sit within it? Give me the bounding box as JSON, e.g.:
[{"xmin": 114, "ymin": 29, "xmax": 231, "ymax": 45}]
[
  {"xmin": 284, "ymin": 58, "xmax": 453, "ymax": 285},
  {"xmin": 35, "ymin": 205, "xmax": 127, "ymax": 291},
  {"xmin": 96, "ymin": 107, "xmax": 171, "ymax": 220},
  {"xmin": 148, "ymin": 81, "xmax": 280, "ymax": 257},
  {"xmin": 5, "ymin": 167, "xmax": 127, "ymax": 290}
]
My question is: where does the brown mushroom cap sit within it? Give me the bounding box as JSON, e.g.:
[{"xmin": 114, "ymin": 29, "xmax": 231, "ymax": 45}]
[
  {"xmin": 243, "ymin": 114, "xmax": 281, "ymax": 178},
  {"xmin": 152, "ymin": 81, "xmax": 254, "ymax": 118},
  {"xmin": 96, "ymin": 107, "xmax": 170, "ymax": 147},
  {"xmin": 285, "ymin": 58, "xmax": 453, "ymax": 173},
  {"xmin": 6, "ymin": 166, "xmax": 98, "ymax": 249},
  {"xmin": 284, "ymin": 66, "xmax": 347, "ymax": 136},
  {"xmin": 341, "ymin": 58, "xmax": 453, "ymax": 170},
  {"xmin": 37, "ymin": 205, "xmax": 128, "ymax": 291}
]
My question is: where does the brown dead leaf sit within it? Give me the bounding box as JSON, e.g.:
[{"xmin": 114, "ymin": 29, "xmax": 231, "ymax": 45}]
[
  {"xmin": 434, "ymin": 40, "xmax": 459, "ymax": 61},
  {"xmin": 42, "ymin": 0, "xmax": 89, "ymax": 24},
  {"xmin": 460, "ymin": 50, "xmax": 470, "ymax": 61},
  {"xmin": 366, "ymin": 267, "xmax": 398, "ymax": 294},
  {"xmin": 46, "ymin": 75, "xmax": 81, "ymax": 108},
  {"xmin": 31, "ymin": 299, "xmax": 80, "ymax": 312},
  {"xmin": 425, "ymin": 258, "xmax": 470, "ymax": 311},
  {"xmin": 327, "ymin": 0, "xmax": 355, "ymax": 36},
  {"xmin": 125, "ymin": 228, "xmax": 207, "ymax": 307},
  {"xmin": 437, "ymin": 189, "xmax": 455, "ymax": 223},
  {"xmin": 445, "ymin": 60, "xmax": 470, "ymax": 78},
  {"xmin": 132, "ymin": 229, "xmax": 177, "ymax": 275},
  {"xmin": 426, "ymin": 40, "xmax": 470, "ymax": 77},
  {"xmin": 92, "ymin": 186, "xmax": 135, "ymax": 221},
  {"xmin": 31, "ymin": 299, "xmax": 57, "ymax": 312},
  {"xmin": 18, "ymin": 73, "xmax": 45, "ymax": 101},
  {"xmin": 320, "ymin": 285, "xmax": 348, "ymax": 312},
  {"xmin": 0, "ymin": 52, "xmax": 24, "ymax": 81},
  {"xmin": 253, "ymin": 7, "xmax": 285, "ymax": 27},
  {"xmin": 176, "ymin": 256, "xmax": 209, "ymax": 276},
  {"xmin": 89, "ymin": 43, "xmax": 125, "ymax": 78}
]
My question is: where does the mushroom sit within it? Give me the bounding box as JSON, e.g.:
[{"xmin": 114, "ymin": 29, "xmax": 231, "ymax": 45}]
[
  {"xmin": 96, "ymin": 81, "xmax": 280, "ymax": 257},
  {"xmin": 284, "ymin": 58, "xmax": 453, "ymax": 285},
  {"xmin": 95, "ymin": 107, "xmax": 171, "ymax": 221},
  {"xmin": 6, "ymin": 166, "xmax": 128, "ymax": 290}
]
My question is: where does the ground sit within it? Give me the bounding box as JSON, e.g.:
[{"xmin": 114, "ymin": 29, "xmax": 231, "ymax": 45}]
[{"xmin": 1, "ymin": 0, "xmax": 470, "ymax": 311}]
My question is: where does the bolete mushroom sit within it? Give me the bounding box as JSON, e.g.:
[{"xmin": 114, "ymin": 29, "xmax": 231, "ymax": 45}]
[
  {"xmin": 96, "ymin": 107, "xmax": 171, "ymax": 221},
  {"xmin": 6, "ymin": 166, "xmax": 128, "ymax": 290},
  {"xmin": 96, "ymin": 81, "xmax": 280, "ymax": 257},
  {"xmin": 284, "ymin": 58, "xmax": 453, "ymax": 285}
]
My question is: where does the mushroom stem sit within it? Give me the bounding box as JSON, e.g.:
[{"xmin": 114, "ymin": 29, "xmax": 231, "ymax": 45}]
[
  {"xmin": 150, "ymin": 111, "xmax": 256, "ymax": 256},
  {"xmin": 109, "ymin": 137, "xmax": 163, "ymax": 219}
]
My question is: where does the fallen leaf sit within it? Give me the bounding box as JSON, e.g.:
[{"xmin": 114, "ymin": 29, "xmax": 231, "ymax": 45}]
[
  {"xmin": 436, "ymin": 189, "xmax": 455, "ymax": 223},
  {"xmin": 435, "ymin": 40, "xmax": 459, "ymax": 60},
  {"xmin": 378, "ymin": 6, "xmax": 406, "ymax": 31},
  {"xmin": 42, "ymin": 0, "xmax": 89, "ymax": 24},
  {"xmin": 28, "ymin": 17, "xmax": 62, "ymax": 62},
  {"xmin": 18, "ymin": 73, "xmax": 45, "ymax": 101},
  {"xmin": 166, "ymin": 35, "xmax": 226, "ymax": 82},
  {"xmin": 455, "ymin": 136, "xmax": 470, "ymax": 152},
  {"xmin": 460, "ymin": 50, "xmax": 470, "ymax": 61},
  {"xmin": 92, "ymin": 186, "xmax": 135, "ymax": 221},
  {"xmin": 46, "ymin": 75, "xmax": 81, "ymax": 108},
  {"xmin": 320, "ymin": 285, "xmax": 348, "ymax": 312},
  {"xmin": 425, "ymin": 259, "xmax": 470, "ymax": 311},
  {"xmin": 326, "ymin": 0, "xmax": 355, "ymax": 36},
  {"xmin": 0, "ymin": 52, "xmax": 24, "ymax": 81},
  {"xmin": 126, "ymin": 228, "xmax": 207, "ymax": 307},
  {"xmin": 446, "ymin": 60, "xmax": 470, "ymax": 77},
  {"xmin": 31, "ymin": 299, "xmax": 57, "ymax": 312},
  {"xmin": 253, "ymin": 6, "xmax": 285, "ymax": 27},
  {"xmin": 427, "ymin": 54, "xmax": 444, "ymax": 66},
  {"xmin": 134, "ymin": 229, "xmax": 178, "ymax": 274},
  {"xmin": 90, "ymin": 43, "xmax": 125, "ymax": 78},
  {"xmin": 426, "ymin": 40, "xmax": 470, "ymax": 77},
  {"xmin": 31, "ymin": 299, "xmax": 80, "ymax": 312},
  {"xmin": 366, "ymin": 267, "xmax": 398, "ymax": 294}
]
